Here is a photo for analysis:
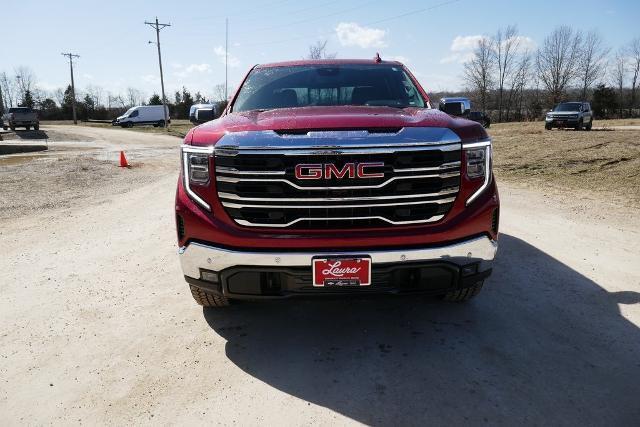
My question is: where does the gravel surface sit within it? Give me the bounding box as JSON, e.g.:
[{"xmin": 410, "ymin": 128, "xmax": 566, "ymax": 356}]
[{"xmin": 1, "ymin": 125, "xmax": 639, "ymax": 424}]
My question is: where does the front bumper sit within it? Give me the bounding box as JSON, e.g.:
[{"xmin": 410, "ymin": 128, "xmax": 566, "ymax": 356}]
[
  {"xmin": 179, "ymin": 235, "xmax": 497, "ymax": 298},
  {"xmin": 546, "ymin": 117, "xmax": 579, "ymax": 126}
]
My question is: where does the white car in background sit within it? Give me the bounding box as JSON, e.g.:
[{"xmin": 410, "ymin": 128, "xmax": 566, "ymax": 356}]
[{"xmin": 112, "ymin": 105, "xmax": 170, "ymax": 128}]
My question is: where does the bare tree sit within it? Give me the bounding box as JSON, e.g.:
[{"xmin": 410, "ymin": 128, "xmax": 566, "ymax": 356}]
[
  {"xmin": 0, "ymin": 72, "xmax": 17, "ymax": 107},
  {"xmin": 628, "ymin": 37, "xmax": 640, "ymax": 111},
  {"xmin": 612, "ymin": 50, "xmax": 626, "ymax": 118},
  {"xmin": 536, "ymin": 26, "xmax": 583, "ymax": 105},
  {"xmin": 493, "ymin": 26, "xmax": 522, "ymax": 121},
  {"xmin": 125, "ymin": 87, "xmax": 145, "ymax": 107},
  {"xmin": 53, "ymin": 88, "xmax": 65, "ymax": 106},
  {"xmin": 463, "ymin": 37, "xmax": 494, "ymax": 112},
  {"xmin": 508, "ymin": 51, "xmax": 532, "ymax": 120},
  {"xmin": 14, "ymin": 66, "xmax": 36, "ymax": 102},
  {"xmin": 578, "ymin": 31, "xmax": 609, "ymax": 100},
  {"xmin": 307, "ymin": 40, "xmax": 336, "ymax": 60},
  {"xmin": 212, "ymin": 83, "xmax": 227, "ymax": 102},
  {"xmin": 85, "ymin": 85, "xmax": 104, "ymax": 108}
]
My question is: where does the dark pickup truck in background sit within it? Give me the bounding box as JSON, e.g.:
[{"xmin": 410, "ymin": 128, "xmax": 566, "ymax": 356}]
[{"xmin": 2, "ymin": 107, "xmax": 40, "ymax": 131}]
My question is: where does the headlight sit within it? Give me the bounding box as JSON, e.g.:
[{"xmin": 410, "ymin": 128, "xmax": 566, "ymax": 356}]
[
  {"xmin": 465, "ymin": 148, "xmax": 486, "ymax": 179},
  {"xmin": 181, "ymin": 145, "xmax": 214, "ymax": 210},
  {"xmin": 463, "ymin": 140, "xmax": 492, "ymax": 206},
  {"xmin": 187, "ymin": 153, "xmax": 210, "ymax": 184}
]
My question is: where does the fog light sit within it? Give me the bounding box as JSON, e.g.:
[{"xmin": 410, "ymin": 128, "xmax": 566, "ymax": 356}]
[
  {"xmin": 461, "ymin": 264, "xmax": 478, "ymax": 277},
  {"xmin": 200, "ymin": 270, "xmax": 219, "ymax": 283}
]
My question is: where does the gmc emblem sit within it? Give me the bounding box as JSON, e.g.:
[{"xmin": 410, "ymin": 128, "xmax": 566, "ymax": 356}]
[{"xmin": 295, "ymin": 162, "xmax": 384, "ymax": 180}]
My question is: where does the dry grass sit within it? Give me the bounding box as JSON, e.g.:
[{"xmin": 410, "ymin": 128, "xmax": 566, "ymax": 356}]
[
  {"xmin": 490, "ymin": 120, "xmax": 640, "ymax": 207},
  {"xmin": 42, "ymin": 120, "xmax": 194, "ymax": 138}
]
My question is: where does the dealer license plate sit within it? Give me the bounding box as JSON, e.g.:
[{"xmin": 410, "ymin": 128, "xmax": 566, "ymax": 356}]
[{"xmin": 312, "ymin": 257, "xmax": 371, "ymax": 287}]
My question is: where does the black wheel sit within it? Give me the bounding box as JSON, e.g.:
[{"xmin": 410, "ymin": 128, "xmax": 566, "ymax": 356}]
[
  {"xmin": 545, "ymin": 123, "xmax": 552, "ymax": 130},
  {"xmin": 574, "ymin": 120, "xmax": 583, "ymax": 131},
  {"xmin": 189, "ymin": 285, "xmax": 230, "ymax": 307},
  {"xmin": 34, "ymin": 124, "xmax": 39, "ymax": 131},
  {"xmin": 2, "ymin": 126, "xmax": 7, "ymax": 130},
  {"xmin": 25, "ymin": 125, "xmax": 31, "ymax": 131},
  {"xmin": 157, "ymin": 120, "xmax": 165, "ymax": 128},
  {"xmin": 585, "ymin": 119, "xmax": 592, "ymax": 131},
  {"xmin": 441, "ymin": 281, "xmax": 484, "ymax": 302},
  {"xmin": 10, "ymin": 126, "xmax": 15, "ymax": 131}
]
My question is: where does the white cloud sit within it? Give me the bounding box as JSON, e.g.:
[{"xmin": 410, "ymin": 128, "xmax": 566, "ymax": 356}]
[
  {"xmin": 451, "ymin": 35, "xmax": 486, "ymax": 52},
  {"xmin": 172, "ymin": 63, "xmax": 213, "ymax": 77},
  {"xmin": 335, "ymin": 22, "xmax": 387, "ymax": 49},
  {"xmin": 508, "ymin": 35, "xmax": 537, "ymax": 53},
  {"xmin": 440, "ymin": 35, "xmax": 486, "ymax": 64},
  {"xmin": 214, "ymin": 46, "xmax": 240, "ymax": 68}
]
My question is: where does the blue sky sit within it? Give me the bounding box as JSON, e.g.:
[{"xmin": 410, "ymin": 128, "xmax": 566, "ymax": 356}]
[{"xmin": 2, "ymin": 0, "xmax": 639, "ymax": 99}]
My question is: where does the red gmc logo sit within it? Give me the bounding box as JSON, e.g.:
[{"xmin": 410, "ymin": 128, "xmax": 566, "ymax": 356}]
[{"xmin": 295, "ymin": 162, "xmax": 384, "ymax": 180}]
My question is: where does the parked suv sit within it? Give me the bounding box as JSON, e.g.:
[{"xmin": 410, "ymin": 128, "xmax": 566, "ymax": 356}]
[
  {"xmin": 545, "ymin": 102, "xmax": 593, "ymax": 131},
  {"xmin": 177, "ymin": 59, "xmax": 499, "ymax": 307}
]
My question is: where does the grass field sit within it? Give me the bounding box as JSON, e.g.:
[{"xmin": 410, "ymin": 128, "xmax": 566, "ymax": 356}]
[{"xmin": 490, "ymin": 120, "xmax": 640, "ymax": 207}]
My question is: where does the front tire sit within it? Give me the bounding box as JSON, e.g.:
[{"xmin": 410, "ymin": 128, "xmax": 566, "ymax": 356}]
[
  {"xmin": 25, "ymin": 125, "xmax": 31, "ymax": 131},
  {"xmin": 127, "ymin": 122, "xmax": 134, "ymax": 128},
  {"xmin": 34, "ymin": 124, "xmax": 39, "ymax": 131},
  {"xmin": 585, "ymin": 119, "xmax": 592, "ymax": 131},
  {"xmin": 575, "ymin": 120, "xmax": 583, "ymax": 131},
  {"xmin": 441, "ymin": 281, "xmax": 484, "ymax": 302},
  {"xmin": 190, "ymin": 285, "xmax": 230, "ymax": 307},
  {"xmin": 545, "ymin": 123, "xmax": 552, "ymax": 130}
]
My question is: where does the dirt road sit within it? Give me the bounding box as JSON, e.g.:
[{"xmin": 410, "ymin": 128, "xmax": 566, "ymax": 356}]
[{"xmin": 1, "ymin": 126, "xmax": 639, "ymax": 425}]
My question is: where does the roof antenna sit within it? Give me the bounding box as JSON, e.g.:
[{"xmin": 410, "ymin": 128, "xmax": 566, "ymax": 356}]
[{"xmin": 374, "ymin": 52, "xmax": 382, "ymax": 63}]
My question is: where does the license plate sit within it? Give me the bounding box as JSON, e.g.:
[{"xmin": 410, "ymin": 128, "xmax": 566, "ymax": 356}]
[{"xmin": 312, "ymin": 257, "xmax": 371, "ymax": 287}]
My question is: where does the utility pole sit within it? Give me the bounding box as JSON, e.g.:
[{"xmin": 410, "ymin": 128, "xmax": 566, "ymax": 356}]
[
  {"xmin": 225, "ymin": 18, "xmax": 228, "ymax": 100},
  {"xmin": 145, "ymin": 17, "xmax": 171, "ymax": 130},
  {"xmin": 61, "ymin": 53, "xmax": 80, "ymax": 124}
]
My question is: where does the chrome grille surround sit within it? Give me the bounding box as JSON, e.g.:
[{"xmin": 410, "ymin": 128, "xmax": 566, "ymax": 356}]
[{"xmin": 213, "ymin": 128, "xmax": 462, "ymax": 229}]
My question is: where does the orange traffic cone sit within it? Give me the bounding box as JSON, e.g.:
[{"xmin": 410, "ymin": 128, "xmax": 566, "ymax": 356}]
[{"xmin": 119, "ymin": 151, "xmax": 129, "ymax": 168}]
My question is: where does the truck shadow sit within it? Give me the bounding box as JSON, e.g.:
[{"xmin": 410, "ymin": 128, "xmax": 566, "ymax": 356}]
[
  {"xmin": 12, "ymin": 130, "xmax": 49, "ymax": 140},
  {"xmin": 203, "ymin": 234, "xmax": 640, "ymax": 425}
]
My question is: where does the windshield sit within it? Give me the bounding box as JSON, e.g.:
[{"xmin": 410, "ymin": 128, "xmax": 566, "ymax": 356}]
[
  {"xmin": 9, "ymin": 107, "xmax": 30, "ymax": 113},
  {"xmin": 123, "ymin": 107, "xmax": 135, "ymax": 116},
  {"xmin": 232, "ymin": 64, "xmax": 426, "ymax": 112},
  {"xmin": 553, "ymin": 103, "xmax": 582, "ymax": 112}
]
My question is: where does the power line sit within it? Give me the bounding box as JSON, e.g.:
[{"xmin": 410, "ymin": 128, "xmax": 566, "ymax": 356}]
[
  {"xmin": 145, "ymin": 17, "xmax": 171, "ymax": 131},
  {"xmin": 61, "ymin": 52, "xmax": 80, "ymax": 125}
]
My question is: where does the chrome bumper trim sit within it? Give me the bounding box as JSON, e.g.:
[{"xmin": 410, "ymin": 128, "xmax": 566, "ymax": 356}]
[{"xmin": 178, "ymin": 235, "xmax": 498, "ymax": 279}]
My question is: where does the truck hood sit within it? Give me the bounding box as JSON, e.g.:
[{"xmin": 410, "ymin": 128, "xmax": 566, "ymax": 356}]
[{"xmin": 189, "ymin": 106, "xmax": 486, "ymax": 145}]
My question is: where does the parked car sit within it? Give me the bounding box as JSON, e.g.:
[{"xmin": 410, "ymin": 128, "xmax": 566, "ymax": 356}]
[
  {"xmin": 189, "ymin": 103, "xmax": 218, "ymax": 124},
  {"xmin": 2, "ymin": 107, "xmax": 39, "ymax": 131},
  {"xmin": 438, "ymin": 97, "xmax": 471, "ymax": 117},
  {"xmin": 468, "ymin": 111, "xmax": 491, "ymax": 128},
  {"xmin": 178, "ymin": 58, "xmax": 499, "ymax": 307},
  {"xmin": 112, "ymin": 105, "xmax": 170, "ymax": 128},
  {"xmin": 545, "ymin": 102, "xmax": 593, "ymax": 131}
]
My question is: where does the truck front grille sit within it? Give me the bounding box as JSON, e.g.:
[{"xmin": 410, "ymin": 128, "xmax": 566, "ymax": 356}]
[{"xmin": 213, "ymin": 128, "xmax": 462, "ymax": 229}]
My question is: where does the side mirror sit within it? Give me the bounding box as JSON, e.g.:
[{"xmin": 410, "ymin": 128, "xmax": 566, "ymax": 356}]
[{"xmin": 194, "ymin": 108, "xmax": 215, "ymax": 124}]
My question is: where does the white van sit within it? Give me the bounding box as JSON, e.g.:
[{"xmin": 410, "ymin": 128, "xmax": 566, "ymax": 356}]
[{"xmin": 113, "ymin": 105, "xmax": 170, "ymax": 128}]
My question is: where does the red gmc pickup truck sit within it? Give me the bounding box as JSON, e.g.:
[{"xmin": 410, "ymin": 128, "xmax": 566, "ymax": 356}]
[{"xmin": 176, "ymin": 59, "xmax": 499, "ymax": 307}]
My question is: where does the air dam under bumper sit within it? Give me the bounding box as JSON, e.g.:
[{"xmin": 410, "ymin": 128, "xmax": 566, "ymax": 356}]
[{"xmin": 179, "ymin": 235, "xmax": 497, "ymax": 298}]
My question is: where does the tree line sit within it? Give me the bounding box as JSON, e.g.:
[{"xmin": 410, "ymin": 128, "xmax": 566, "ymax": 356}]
[
  {"xmin": 460, "ymin": 25, "xmax": 640, "ymax": 121},
  {"xmin": 0, "ymin": 69, "xmax": 228, "ymax": 121}
]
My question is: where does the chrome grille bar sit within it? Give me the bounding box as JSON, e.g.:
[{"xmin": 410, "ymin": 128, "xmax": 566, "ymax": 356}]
[
  {"xmin": 222, "ymin": 197, "xmax": 456, "ymax": 210},
  {"xmin": 216, "ymin": 171, "xmax": 460, "ymax": 190},
  {"xmin": 216, "ymin": 187, "xmax": 459, "ymax": 202},
  {"xmin": 235, "ymin": 214, "xmax": 446, "ymax": 228}
]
